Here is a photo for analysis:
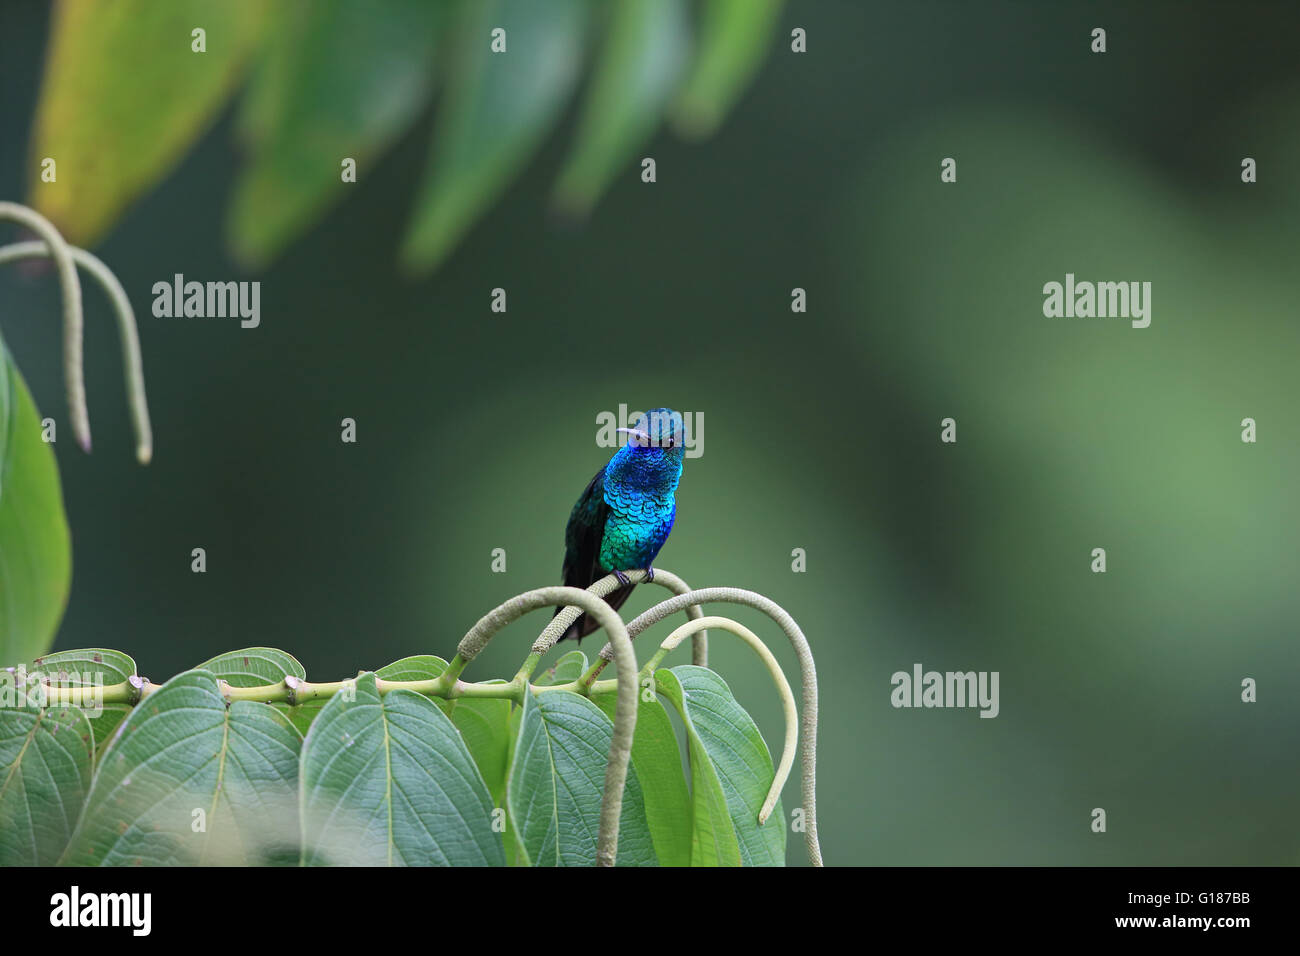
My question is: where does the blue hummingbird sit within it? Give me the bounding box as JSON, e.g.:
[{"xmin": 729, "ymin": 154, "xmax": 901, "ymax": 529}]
[{"xmin": 557, "ymin": 408, "xmax": 686, "ymax": 642}]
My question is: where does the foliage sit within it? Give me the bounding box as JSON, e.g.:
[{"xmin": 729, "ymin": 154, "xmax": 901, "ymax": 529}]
[
  {"xmin": 28, "ymin": 0, "xmax": 786, "ymax": 272},
  {"xmin": 0, "ymin": 331, "xmax": 71, "ymax": 664},
  {"xmin": 1, "ymin": 570, "xmax": 820, "ymax": 866}
]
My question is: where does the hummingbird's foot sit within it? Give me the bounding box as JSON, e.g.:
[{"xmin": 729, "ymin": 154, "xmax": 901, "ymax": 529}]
[
  {"xmin": 644, "ymin": 566, "xmax": 655, "ymax": 582},
  {"xmin": 612, "ymin": 569, "xmax": 631, "ymax": 586}
]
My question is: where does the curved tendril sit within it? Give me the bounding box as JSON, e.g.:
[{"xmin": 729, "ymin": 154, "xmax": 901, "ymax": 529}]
[
  {"xmin": 0, "ymin": 239, "xmax": 153, "ymax": 463},
  {"xmin": 647, "ymin": 615, "xmax": 797, "ymax": 825},
  {"xmin": 533, "ymin": 567, "xmax": 709, "ymax": 666},
  {"xmin": 614, "ymin": 587, "xmax": 823, "ymax": 867},
  {"xmin": 451, "ymin": 585, "xmax": 637, "ymax": 867},
  {"xmin": 0, "ymin": 202, "xmax": 89, "ymax": 451}
]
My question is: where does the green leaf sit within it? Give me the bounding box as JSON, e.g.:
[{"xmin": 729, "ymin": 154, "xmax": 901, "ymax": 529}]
[
  {"xmin": 445, "ymin": 694, "xmax": 513, "ymax": 811},
  {"xmin": 401, "ymin": 0, "xmax": 586, "ymax": 272},
  {"xmin": 0, "ymin": 702, "xmax": 93, "ymax": 865},
  {"xmin": 276, "ymin": 698, "xmax": 327, "ymax": 738},
  {"xmin": 534, "ymin": 649, "xmax": 588, "ymax": 686},
  {"xmin": 653, "ymin": 669, "xmax": 739, "ymax": 865},
  {"xmin": 593, "ymin": 689, "xmax": 692, "ymax": 866},
  {"xmin": 197, "ymin": 646, "xmax": 305, "ymax": 686},
  {"xmin": 553, "ymin": 0, "xmax": 690, "ymax": 215},
  {"xmin": 62, "ymin": 669, "xmax": 302, "ymax": 865},
  {"xmin": 28, "ymin": 0, "xmax": 266, "ymax": 245},
  {"xmin": 375, "ymin": 654, "xmax": 513, "ymax": 808},
  {"xmin": 22, "ymin": 648, "xmax": 136, "ymax": 750},
  {"xmin": 375, "ymin": 654, "xmax": 448, "ymax": 683},
  {"xmin": 507, "ymin": 689, "xmax": 656, "ymax": 866},
  {"xmin": 228, "ymin": 0, "xmax": 440, "ymax": 265},
  {"xmin": 299, "ymin": 672, "xmax": 503, "ymax": 866},
  {"xmin": 0, "ymin": 338, "xmax": 71, "ymax": 666},
  {"xmin": 203, "ymin": 647, "xmax": 309, "ymax": 734},
  {"xmin": 656, "ymin": 666, "xmax": 785, "ymax": 866},
  {"xmin": 672, "ymin": 0, "xmax": 783, "ymax": 137}
]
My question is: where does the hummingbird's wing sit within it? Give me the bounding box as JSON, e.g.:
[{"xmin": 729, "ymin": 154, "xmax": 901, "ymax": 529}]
[{"xmin": 557, "ymin": 467, "xmax": 634, "ymax": 641}]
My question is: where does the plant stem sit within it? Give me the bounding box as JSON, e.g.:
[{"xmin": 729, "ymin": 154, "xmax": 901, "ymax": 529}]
[
  {"xmin": 531, "ymin": 567, "xmax": 710, "ymax": 667},
  {"xmin": 451, "ymin": 585, "xmax": 638, "ymax": 867},
  {"xmin": 0, "ymin": 238, "xmax": 153, "ymax": 463},
  {"xmin": 621, "ymin": 587, "xmax": 825, "ymax": 867},
  {"xmin": 27, "ymin": 672, "xmax": 620, "ymax": 709},
  {"xmin": 643, "ymin": 615, "xmax": 798, "ymax": 825},
  {"xmin": 0, "ymin": 203, "xmax": 89, "ymax": 452}
]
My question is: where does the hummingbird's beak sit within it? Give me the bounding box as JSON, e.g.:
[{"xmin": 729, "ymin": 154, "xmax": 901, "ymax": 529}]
[{"xmin": 617, "ymin": 427, "xmax": 650, "ymax": 445}]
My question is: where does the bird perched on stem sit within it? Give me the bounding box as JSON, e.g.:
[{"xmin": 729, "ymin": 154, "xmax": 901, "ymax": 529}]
[{"xmin": 557, "ymin": 408, "xmax": 686, "ymax": 642}]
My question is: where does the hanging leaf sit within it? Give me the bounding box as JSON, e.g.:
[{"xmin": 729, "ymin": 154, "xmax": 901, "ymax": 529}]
[
  {"xmin": 401, "ymin": 0, "xmax": 586, "ymax": 272},
  {"xmin": 552, "ymin": 0, "xmax": 690, "ymax": 215},
  {"xmin": 28, "ymin": 0, "xmax": 266, "ymax": 245},
  {"xmin": 507, "ymin": 688, "xmax": 656, "ymax": 866},
  {"xmin": 672, "ymin": 0, "xmax": 784, "ymax": 137},
  {"xmin": 228, "ymin": 0, "xmax": 441, "ymax": 265},
  {"xmin": 299, "ymin": 672, "xmax": 504, "ymax": 866},
  {"xmin": 0, "ymin": 702, "xmax": 93, "ymax": 865},
  {"xmin": 62, "ymin": 670, "xmax": 302, "ymax": 865},
  {"xmin": 0, "ymin": 336, "xmax": 71, "ymax": 666},
  {"xmin": 656, "ymin": 666, "xmax": 785, "ymax": 866}
]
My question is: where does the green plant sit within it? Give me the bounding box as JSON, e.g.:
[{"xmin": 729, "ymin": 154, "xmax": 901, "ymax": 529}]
[
  {"xmin": 0, "ymin": 202, "xmax": 820, "ymax": 866},
  {"xmin": 0, "ymin": 201, "xmax": 152, "ymax": 663},
  {"xmin": 2, "ymin": 569, "xmax": 821, "ymax": 866}
]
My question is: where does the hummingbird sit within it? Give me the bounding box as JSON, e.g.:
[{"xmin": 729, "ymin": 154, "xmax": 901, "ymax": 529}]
[{"xmin": 556, "ymin": 408, "xmax": 686, "ymax": 642}]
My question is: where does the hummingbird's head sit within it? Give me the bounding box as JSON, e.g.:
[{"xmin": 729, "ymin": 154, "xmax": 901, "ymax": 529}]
[{"xmin": 613, "ymin": 408, "xmax": 686, "ymax": 484}]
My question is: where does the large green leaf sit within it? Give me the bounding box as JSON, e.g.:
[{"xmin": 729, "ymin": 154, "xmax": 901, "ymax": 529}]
[
  {"xmin": 593, "ymin": 688, "xmax": 692, "ymax": 867},
  {"xmin": 0, "ymin": 701, "xmax": 93, "ymax": 865},
  {"xmin": 0, "ymin": 338, "xmax": 71, "ymax": 666},
  {"xmin": 656, "ymin": 666, "xmax": 785, "ymax": 866},
  {"xmin": 62, "ymin": 669, "xmax": 302, "ymax": 865},
  {"xmin": 228, "ymin": 0, "xmax": 440, "ymax": 265},
  {"xmin": 374, "ymin": 654, "xmax": 513, "ymax": 808},
  {"xmin": 672, "ymin": 0, "xmax": 784, "ymax": 136},
  {"xmin": 553, "ymin": 0, "xmax": 690, "ymax": 214},
  {"xmin": 401, "ymin": 0, "xmax": 586, "ymax": 271},
  {"xmin": 23, "ymin": 648, "xmax": 136, "ymax": 751},
  {"xmin": 299, "ymin": 672, "xmax": 503, "ymax": 866},
  {"xmin": 28, "ymin": 0, "xmax": 266, "ymax": 245},
  {"xmin": 197, "ymin": 646, "xmax": 305, "ymax": 686},
  {"xmin": 507, "ymin": 688, "xmax": 656, "ymax": 866}
]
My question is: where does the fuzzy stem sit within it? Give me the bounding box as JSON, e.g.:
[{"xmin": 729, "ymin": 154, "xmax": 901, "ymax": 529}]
[
  {"xmin": 452, "ymin": 585, "xmax": 637, "ymax": 867},
  {"xmin": 0, "ymin": 239, "xmax": 153, "ymax": 463},
  {"xmin": 612, "ymin": 587, "xmax": 824, "ymax": 866},
  {"xmin": 0, "ymin": 203, "xmax": 89, "ymax": 451},
  {"xmin": 643, "ymin": 615, "xmax": 797, "ymax": 825},
  {"xmin": 531, "ymin": 567, "xmax": 709, "ymax": 667}
]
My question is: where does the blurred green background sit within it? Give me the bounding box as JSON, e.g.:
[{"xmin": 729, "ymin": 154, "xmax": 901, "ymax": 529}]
[{"xmin": 2, "ymin": 0, "xmax": 1298, "ymax": 865}]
